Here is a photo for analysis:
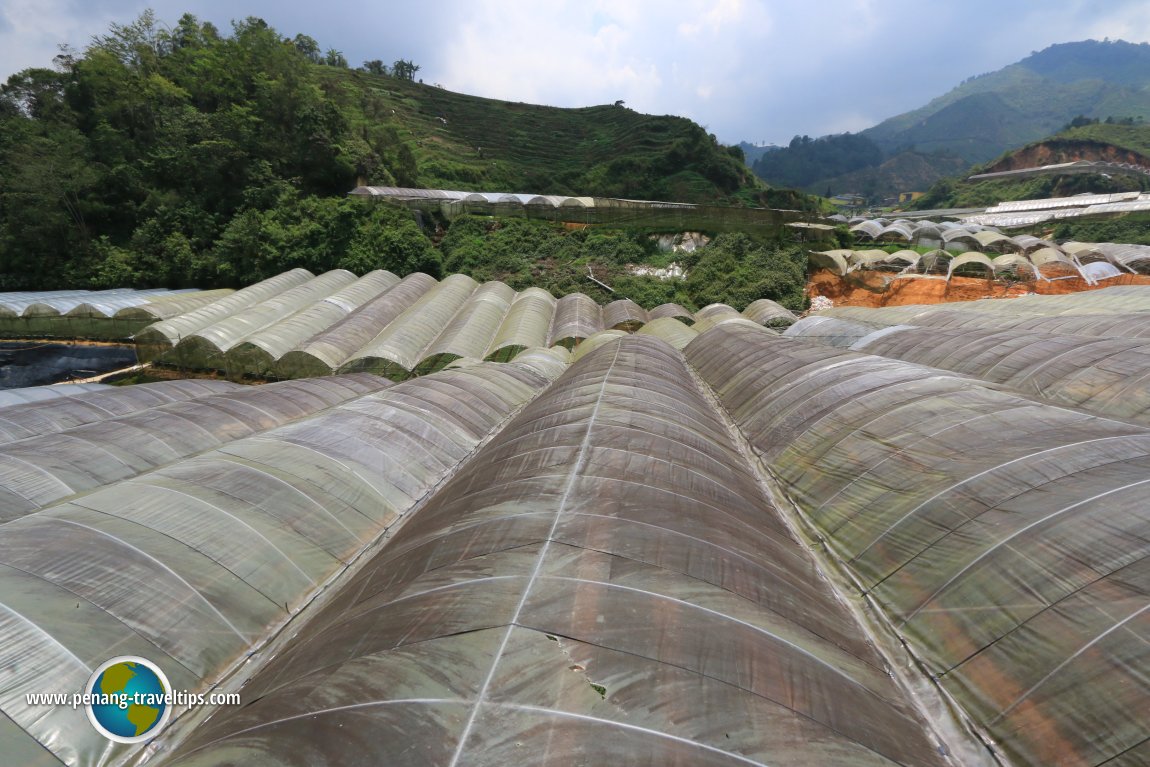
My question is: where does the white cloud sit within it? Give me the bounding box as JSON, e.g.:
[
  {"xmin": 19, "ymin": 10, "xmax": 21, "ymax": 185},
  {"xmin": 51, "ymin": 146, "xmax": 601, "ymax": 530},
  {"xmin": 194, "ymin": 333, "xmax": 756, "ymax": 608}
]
[{"xmin": 5, "ymin": 0, "xmax": 1150, "ymax": 143}]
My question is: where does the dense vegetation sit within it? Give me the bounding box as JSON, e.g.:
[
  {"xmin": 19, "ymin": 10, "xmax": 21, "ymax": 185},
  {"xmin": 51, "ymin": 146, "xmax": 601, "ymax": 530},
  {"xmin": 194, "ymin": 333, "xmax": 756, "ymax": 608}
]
[
  {"xmin": 752, "ymin": 133, "xmax": 883, "ymax": 191},
  {"xmin": 911, "ymin": 122, "xmax": 1150, "ymax": 210},
  {"xmin": 0, "ymin": 11, "xmax": 788, "ymax": 294},
  {"xmin": 865, "ymin": 40, "xmax": 1150, "ymax": 162},
  {"xmin": 1049, "ymin": 215, "xmax": 1150, "ymax": 246},
  {"xmin": 438, "ymin": 216, "xmax": 808, "ymax": 311}
]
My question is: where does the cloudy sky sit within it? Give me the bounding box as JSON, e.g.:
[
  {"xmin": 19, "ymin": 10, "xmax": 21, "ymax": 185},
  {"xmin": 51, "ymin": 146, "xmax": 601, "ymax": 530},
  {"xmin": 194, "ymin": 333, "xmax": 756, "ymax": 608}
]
[{"xmin": 3, "ymin": 0, "xmax": 1150, "ymax": 144}]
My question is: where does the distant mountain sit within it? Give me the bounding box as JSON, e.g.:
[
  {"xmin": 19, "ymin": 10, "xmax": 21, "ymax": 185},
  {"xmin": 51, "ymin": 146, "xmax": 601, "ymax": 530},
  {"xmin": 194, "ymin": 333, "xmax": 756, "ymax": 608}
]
[
  {"xmin": 735, "ymin": 141, "xmax": 781, "ymax": 167},
  {"xmin": 809, "ymin": 151, "xmax": 968, "ymax": 201},
  {"xmin": 864, "ymin": 40, "xmax": 1150, "ymax": 163},
  {"xmin": 752, "ymin": 39, "xmax": 1150, "ymax": 201}
]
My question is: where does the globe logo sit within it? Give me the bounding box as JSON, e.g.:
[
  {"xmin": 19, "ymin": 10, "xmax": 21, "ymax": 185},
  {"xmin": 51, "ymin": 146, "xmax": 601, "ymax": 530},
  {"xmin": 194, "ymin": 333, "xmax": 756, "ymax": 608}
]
[{"xmin": 84, "ymin": 656, "xmax": 173, "ymax": 743}]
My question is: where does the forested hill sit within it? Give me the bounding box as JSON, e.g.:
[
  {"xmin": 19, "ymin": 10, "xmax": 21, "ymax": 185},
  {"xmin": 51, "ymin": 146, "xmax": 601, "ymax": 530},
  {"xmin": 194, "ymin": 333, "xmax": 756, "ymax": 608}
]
[
  {"xmin": 751, "ymin": 39, "xmax": 1150, "ymax": 202},
  {"xmin": 0, "ymin": 11, "xmax": 779, "ymax": 291},
  {"xmin": 864, "ymin": 40, "xmax": 1150, "ymax": 163}
]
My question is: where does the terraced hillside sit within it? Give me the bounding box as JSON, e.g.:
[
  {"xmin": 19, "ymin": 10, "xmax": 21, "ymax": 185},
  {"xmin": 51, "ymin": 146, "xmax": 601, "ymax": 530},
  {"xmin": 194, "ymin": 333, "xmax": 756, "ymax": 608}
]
[{"xmin": 321, "ymin": 67, "xmax": 770, "ymax": 205}]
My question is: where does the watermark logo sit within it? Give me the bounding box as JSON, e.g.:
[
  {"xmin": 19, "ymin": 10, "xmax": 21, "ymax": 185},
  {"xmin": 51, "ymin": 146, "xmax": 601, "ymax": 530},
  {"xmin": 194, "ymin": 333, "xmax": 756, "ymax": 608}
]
[
  {"xmin": 24, "ymin": 656, "xmax": 241, "ymax": 743},
  {"xmin": 83, "ymin": 656, "xmax": 173, "ymax": 744}
]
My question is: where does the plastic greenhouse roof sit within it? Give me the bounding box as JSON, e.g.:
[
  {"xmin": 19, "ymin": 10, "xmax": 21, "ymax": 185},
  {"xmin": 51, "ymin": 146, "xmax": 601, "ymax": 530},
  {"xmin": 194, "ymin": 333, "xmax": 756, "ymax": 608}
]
[
  {"xmin": 159, "ymin": 336, "xmax": 955, "ymax": 767},
  {"xmin": 0, "ymin": 364, "xmax": 553, "ymax": 766},
  {"xmin": 486, "ymin": 287, "xmax": 558, "ymax": 360},
  {"xmin": 6, "ymin": 284, "xmax": 1150, "ymax": 766},
  {"xmin": 278, "ymin": 272, "xmax": 438, "ymax": 377},
  {"xmin": 853, "ymin": 324, "xmax": 1150, "ymax": 425},
  {"xmin": 687, "ymin": 323, "xmax": 1150, "ymax": 766},
  {"xmin": 0, "ymin": 382, "xmax": 110, "ymax": 406},
  {"xmin": 635, "ymin": 316, "xmax": 698, "ymax": 350},
  {"xmin": 135, "ymin": 269, "xmax": 315, "ymax": 358},
  {"xmin": 741, "ymin": 298, "xmax": 797, "ymax": 327}
]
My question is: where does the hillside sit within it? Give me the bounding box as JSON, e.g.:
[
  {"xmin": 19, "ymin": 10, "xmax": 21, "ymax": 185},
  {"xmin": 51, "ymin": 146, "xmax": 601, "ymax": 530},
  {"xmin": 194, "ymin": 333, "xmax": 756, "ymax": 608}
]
[
  {"xmin": 912, "ymin": 122, "xmax": 1150, "ymax": 209},
  {"xmin": 320, "ymin": 68, "xmax": 766, "ymax": 205},
  {"xmin": 752, "ymin": 39, "xmax": 1150, "ymax": 201},
  {"xmin": 864, "ymin": 40, "xmax": 1150, "ymax": 163},
  {"xmin": 0, "ymin": 11, "xmax": 791, "ymax": 293}
]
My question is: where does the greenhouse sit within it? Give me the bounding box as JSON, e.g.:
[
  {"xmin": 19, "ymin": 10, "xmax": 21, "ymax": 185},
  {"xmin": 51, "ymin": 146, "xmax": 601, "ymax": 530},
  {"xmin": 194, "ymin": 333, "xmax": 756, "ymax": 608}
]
[
  {"xmin": 0, "ymin": 289, "xmax": 210, "ymax": 339},
  {"xmin": 158, "ymin": 337, "xmax": 958, "ymax": 767},
  {"xmin": 115, "ymin": 270, "xmax": 720, "ymax": 381},
  {"xmin": 0, "ymin": 281, "xmax": 1147, "ymax": 767},
  {"xmin": 687, "ymin": 323, "xmax": 1150, "ymax": 767}
]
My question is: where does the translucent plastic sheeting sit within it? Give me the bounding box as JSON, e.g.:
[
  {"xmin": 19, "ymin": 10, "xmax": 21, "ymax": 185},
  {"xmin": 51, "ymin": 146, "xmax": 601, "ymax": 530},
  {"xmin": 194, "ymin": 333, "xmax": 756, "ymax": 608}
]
[
  {"xmin": 569, "ymin": 329, "xmax": 626, "ymax": 361},
  {"xmin": 0, "ymin": 383, "xmax": 110, "ymax": 407},
  {"xmin": 0, "ymin": 291, "xmax": 94, "ymax": 317},
  {"xmin": 636, "ymin": 316, "xmax": 698, "ymax": 350},
  {"xmin": 972, "ymin": 230, "xmax": 1016, "ymax": 253},
  {"xmin": 850, "ymin": 220, "xmax": 884, "ymax": 239},
  {"xmin": 1030, "ymin": 248, "xmax": 1083, "ymax": 280},
  {"xmin": 17, "ymin": 290, "xmax": 173, "ymax": 318},
  {"xmin": 174, "ymin": 271, "xmax": 359, "ymax": 370},
  {"xmin": 602, "ymin": 298, "xmax": 648, "ymax": 331},
  {"xmin": 0, "ymin": 376, "xmax": 385, "ymax": 521},
  {"xmin": 877, "ymin": 221, "xmax": 914, "ymax": 242},
  {"xmin": 547, "ymin": 293, "xmax": 603, "ymax": 349},
  {"xmin": 276, "ymin": 272, "xmax": 437, "ymax": 378},
  {"xmin": 0, "ymin": 364, "xmax": 551, "ymax": 767},
  {"xmin": 1080, "ymin": 261, "xmax": 1124, "ymax": 282},
  {"xmin": 695, "ymin": 303, "xmax": 739, "ymax": 321},
  {"xmin": 809, "ymin": 249, "xmax": 852, "ymax": 275},
  {"xmin": 990, "ymin": 254, "xmax": 1039, "ymax": 280},
  {"xmin": 164, "ymin": 335, "xmax": 953, "ymax": 767},
  {"xmin": 0, "ymin": 379, "xmax": 241, "ymax": 445},
  {"xmin": 693, "ymin": 306, "xmax": 778, "ymax": 336},
  {"xmin": 339, "ymin": 274, "xmax": 479, "ymax": 379},
  {"xmin": 134, "ymin": 270, "xmax": 315, "ymax": 361},
  {"xmin": 647, "ymin": 302, "xmax": 694, "ymax": 324},
  {"xmin": 783, "ymin": 316, "xmax": 887, "ymax": 348},
  {"xmin": 852, "ymin": 325, "xmax": 1150, "ymax": 426},
  {"xmin": 416, "ymin": 281, "xmax": 515, "ymax": 374},
  {"xmin": 508, "ymin": 345, "xmax": 571, "ymax": 380},
  {"xmin": 226, "ymin": 271, "xmax": 401, "ymax": 377},
  {"xmin": 946, "ymin": 252, "xmax": 994, "ymax": 280},
  {"xmin": 686, "ymin": 323, "xmax": 1150, "ymax": 767},
  {"xmin": 821, "ymin": 287, "xmax": 1150, "ymax": 339},
  {"xmin": 741, "ymin": 298, "xmax": 796, "ymax": 327},
  {"xmin": 62, "ymin": 291, "xmax": 198, "ymax": 320},
  {"xmin": 485, "ymin": 287, "xmax": 558, "ymax": 361}
]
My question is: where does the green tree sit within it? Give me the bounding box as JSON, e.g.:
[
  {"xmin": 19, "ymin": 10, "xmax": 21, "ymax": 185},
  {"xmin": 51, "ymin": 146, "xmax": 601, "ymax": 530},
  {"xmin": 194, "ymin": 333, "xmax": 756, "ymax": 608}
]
[
  {"xmin": 361, "ymin": 59, "xmax": 389, "ymax": 76},
  {"xmin": 392, "ymin": 59, "xmax": 420, "ymax": 81}
]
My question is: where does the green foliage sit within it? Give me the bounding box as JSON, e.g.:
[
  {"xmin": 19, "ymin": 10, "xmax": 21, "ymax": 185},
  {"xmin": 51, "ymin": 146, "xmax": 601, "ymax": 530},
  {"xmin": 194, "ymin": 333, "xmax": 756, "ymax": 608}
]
[
  {"xmin": 0, "ymin": 10, "xmax": 802, "ymax": 292},
  {"xmin": 210, "ymin": 192, "xmax": 439, "ymax": 284},
  {"xmin": 753, "ymin": 133, "xmax": 884, "ymax": 190},
  {"xmin": 681, "ymin": 233, "xmax": 806, "ymax": 310},
  {"xmin": 1051, "ymin": 216, "xmax": 1150, "ymax": 246},
  {"xmin": 865, "ymin": 40, "xmax": 1150, "ymax": 164},
  {"xmin": 391, "ymin": 59, "xmax": 419, "ymax": 81},
  {"xmin": 912, "ymin": 122, "xmax": 1150, "ymax": 210},
  {"xmin": 436, "ymin": 217, "xmax": 806, "ymax": 311}
]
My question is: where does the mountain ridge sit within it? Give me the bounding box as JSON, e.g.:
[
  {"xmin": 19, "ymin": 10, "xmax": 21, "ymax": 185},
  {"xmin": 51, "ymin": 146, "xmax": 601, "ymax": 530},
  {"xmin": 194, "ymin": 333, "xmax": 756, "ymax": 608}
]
[{"xmin": 752, "ymin": 39, "xmax": 1150, "ymax": 201}]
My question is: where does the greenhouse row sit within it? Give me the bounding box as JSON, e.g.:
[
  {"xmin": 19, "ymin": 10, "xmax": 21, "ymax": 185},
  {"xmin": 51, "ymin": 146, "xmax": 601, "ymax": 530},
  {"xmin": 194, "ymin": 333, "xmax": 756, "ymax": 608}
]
[
  {"xmin": 811, "ymin": 240, "xmax": 1147, "ymax": 282},
  {"xmin": 0, "ymin": 289, "xmax": 233, "ymax": 339},
  {"xmin": 0, "ymin": 290, "xmax": 1145, "ymax": 766},
  {"xmin": 846, "ymin": 216, "xmax": 1150, "ymax": 275},
  {"xmin": 848, "ymin": 218, "xmax": 1005, "ymax": 250},
  {"xmin": 133, "ymin": 269, "xmax": 794, "ymax": 380},
  {"xmin": 687, "ymin": 323, "xmax": 1150, "ymax": 767},
  {"xmin": 962, "ymin": 191, "xmax": 1150, "ymax": 227}
]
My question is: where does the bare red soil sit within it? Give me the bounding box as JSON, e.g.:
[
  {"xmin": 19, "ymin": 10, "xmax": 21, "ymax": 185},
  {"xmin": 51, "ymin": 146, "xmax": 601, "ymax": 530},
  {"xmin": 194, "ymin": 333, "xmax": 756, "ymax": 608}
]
[{"xmin": 807, "ymin": 269, "xmax": 1150, "ymax": 308}]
